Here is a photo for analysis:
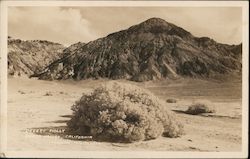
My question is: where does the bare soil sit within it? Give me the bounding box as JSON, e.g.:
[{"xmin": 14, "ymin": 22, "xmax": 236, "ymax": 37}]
[{"xmin": 7, "ymin": 77, "xmax": 242, "ymax": 151}]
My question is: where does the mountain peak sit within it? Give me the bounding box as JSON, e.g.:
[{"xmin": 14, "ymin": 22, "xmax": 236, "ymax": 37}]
[
  {"xmin": 142, "ymin": 17, "xmax": 169, "ymax": 25},
  {"xmin": 126, "ymin": 17, "xmax": 192, "ymax": 39},
  {"xmin": 134, "ymin": 17, "xmax": 171, "ymax": 30}
]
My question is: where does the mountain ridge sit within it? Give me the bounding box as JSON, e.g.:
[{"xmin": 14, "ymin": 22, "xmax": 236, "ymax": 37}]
[
  {"xmin": 18, "ymin": 18, "xmax": 242, "ymax": 81},
  {"xmin": 8, "ymin": 37, "xmax": 66, "ymax": 76}
]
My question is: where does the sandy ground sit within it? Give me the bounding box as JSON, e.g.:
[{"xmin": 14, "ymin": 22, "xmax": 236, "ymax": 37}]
[{"xmin": 7, "ymin": 77, "xmax": 242, "ymax": 151}]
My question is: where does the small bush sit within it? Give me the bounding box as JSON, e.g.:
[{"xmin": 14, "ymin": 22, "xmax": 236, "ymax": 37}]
[
  {"xmin": 18, "ymin": 90, "xmax": 25, "ymax": 94},
  {"xmin": 166, "ymin": 98, "xmax": 177, "ymax": 103},
  {"xmin": 67, "ymin": 81, "xmax": 184, "ymax": 143},
  {"xmin": 44, "ymin": 91, "xmax": 53, "ymax": 96},
  {"xmin": 186, "ymin": 101, "xmax": 215, "ymax": 115},
  {"xmin": 59, "ymin": 91, "xmax": 68, "ymax": 95}
]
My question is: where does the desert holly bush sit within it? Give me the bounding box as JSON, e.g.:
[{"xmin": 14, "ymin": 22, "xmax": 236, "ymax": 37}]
[
  {"xmin": 166, "ymin": 98, "xmax": 177, "ymax": 103},
  {"xmin": 67, "ymin": 81, "xmax": 184, "ymax": 142},
  {"xmin": 186, "ymin": 101, "xmax": 215, "ymax": 115}
]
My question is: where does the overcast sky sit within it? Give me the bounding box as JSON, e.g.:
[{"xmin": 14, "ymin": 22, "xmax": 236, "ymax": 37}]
[{"xmin": 8, "ymin": 7, "xmax": 242, "ymax": 46}]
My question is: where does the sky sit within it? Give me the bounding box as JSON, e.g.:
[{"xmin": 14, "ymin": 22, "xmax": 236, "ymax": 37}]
[{"xmin": 8, "ymin": 7, "xmax": 242, "ymax": 46}]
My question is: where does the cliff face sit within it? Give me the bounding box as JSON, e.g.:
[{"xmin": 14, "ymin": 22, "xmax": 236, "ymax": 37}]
[
  {"xmin": 8, "ymin": 37, "xmax": 66, "ymax": 77},
  {"xmin": 34, "ymin": 18, "xmax": 241, "ymax": 81}
]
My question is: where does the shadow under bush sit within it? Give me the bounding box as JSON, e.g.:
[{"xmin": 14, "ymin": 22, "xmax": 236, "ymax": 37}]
[{"xmin": 67, "ymin": 81, "xmax": 184, "ymax": 143}]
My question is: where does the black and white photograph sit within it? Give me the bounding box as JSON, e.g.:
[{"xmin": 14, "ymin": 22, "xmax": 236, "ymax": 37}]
[{"xmin": 0, "ymin": 0, "xmax": 249, "ymax": 158}]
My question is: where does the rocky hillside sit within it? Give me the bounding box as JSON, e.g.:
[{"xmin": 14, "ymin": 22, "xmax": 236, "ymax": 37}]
[
  {"xmin": 36, "ymin": 18, "xmax": 242, "ymax": 81},
  {"xmin": 8, "ymin": 37, "xmax": 66, "ymax": 77},
  {"xmin": 60, "ymin": 42, "xmax": 86, "ymax": 59}
]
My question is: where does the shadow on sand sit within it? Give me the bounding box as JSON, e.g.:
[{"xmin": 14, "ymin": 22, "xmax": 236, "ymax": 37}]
[{"xmin": 172, "ymin": 109, "xmax": 240, "ymax": 119}]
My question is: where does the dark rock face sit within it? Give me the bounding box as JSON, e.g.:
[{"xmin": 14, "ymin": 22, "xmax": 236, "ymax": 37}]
[
  {"xmin": 8, "ymin": 38, "xmax": 66, "ymax": 77},
  {"xmin": 37, "ymin": 18, "xmax": 242, "ymax": 81}
]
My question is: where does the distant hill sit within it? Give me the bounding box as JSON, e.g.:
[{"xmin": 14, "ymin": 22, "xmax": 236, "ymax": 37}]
[
  {"xmin": 33, "ymin": 18, "xmax": 241, "ymax": 81},
  {"xmin": 8, "ymin": 37, "xmax": 66, "ymax": 77}
]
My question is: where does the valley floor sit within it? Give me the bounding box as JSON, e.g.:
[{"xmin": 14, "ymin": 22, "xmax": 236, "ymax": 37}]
[{"xmin": 6, "ymin": 77, "xmax": 242, "ymax": 151}]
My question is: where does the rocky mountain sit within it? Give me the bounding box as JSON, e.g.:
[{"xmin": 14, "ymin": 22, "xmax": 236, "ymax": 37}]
[
  {"xmin": 36, "ymin": 18, "xmax": 242, "ymax": 81},
  {"xmin": 8, "ymin": 37, "xmax": 66, "ymax": 77},
  {"xmin": 63, "ymin": 42, "xmax": 86, "ymax": 56}
]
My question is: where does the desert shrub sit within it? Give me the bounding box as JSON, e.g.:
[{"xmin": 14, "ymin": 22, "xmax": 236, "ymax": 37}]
[
  {"xmin": 166, "ymin": 98, "xmax": 177, "ymax": 103},
  {"xmin": 44, "ymin": 91, "xmax": 53, "ymax": 96},
  {"xmin": 59, "ymin": 91, "xmax": 67, "ymax": 95},
  {"xmin": 186, "ymin": 101, "xmax": 215, "ymax": 115},
  {"xmin": 18, "ymin": 90, "xmax": 25, "ymax": 94},
  {"xmin": 67, "ymin": 81, "xmax": 184, "ymax": 143}
]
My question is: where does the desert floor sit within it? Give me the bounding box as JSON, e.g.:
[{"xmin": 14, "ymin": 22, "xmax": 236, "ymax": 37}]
[{"xmin": 7, "ymin": 77, "xmax": 242, "ymax": 151}]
